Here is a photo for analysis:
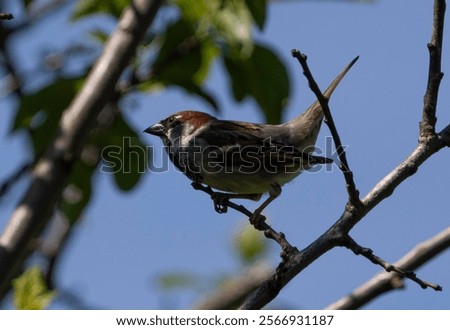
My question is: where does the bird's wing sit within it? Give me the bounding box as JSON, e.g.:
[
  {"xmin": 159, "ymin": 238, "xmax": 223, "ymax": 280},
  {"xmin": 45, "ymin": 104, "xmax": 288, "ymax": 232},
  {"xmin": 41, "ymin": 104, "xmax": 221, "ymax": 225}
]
[
  {"xmin": 195, "ymin": 120, "xmax": 332, "ymax": 169},
  {"xmin": 196, "ymin": 119, "xmax": 266, "ymax": 147}
]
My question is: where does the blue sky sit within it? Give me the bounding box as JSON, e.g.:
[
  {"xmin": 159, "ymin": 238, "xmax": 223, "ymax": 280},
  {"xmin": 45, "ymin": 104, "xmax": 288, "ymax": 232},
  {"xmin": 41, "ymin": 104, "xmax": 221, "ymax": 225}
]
[{"xmin": 1, "ymin": 1, "xmax": 449, "ymax": 309}]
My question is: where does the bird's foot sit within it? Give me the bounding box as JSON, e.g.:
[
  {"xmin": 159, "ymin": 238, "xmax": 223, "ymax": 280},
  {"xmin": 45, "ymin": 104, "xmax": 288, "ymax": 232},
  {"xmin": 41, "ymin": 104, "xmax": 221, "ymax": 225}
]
[
  {"xmin": 250, "ymin": 183, "xmax": 282, "ymax": 228},
  {"xmin": 210, "ymin": 192, "xmax": 261, "ymax": 214},
  {"xmin": 191, "ymin": 182, "xmax": 228, "ymax": 213},
  {"xmin": 191, "ymin": 182, "xmax": 264, "ymax": 215},
  {"xmin": 249, "ymin": 212, "xmax": 267, "ymax": 230},
  {"xmin": 211, "ymin": 191, "xmax": 229, "ymax": 214}
]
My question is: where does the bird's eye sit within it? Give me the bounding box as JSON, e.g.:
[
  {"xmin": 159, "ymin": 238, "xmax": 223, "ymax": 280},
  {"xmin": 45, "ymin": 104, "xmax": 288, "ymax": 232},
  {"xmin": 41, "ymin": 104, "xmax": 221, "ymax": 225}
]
[{"xmin": 167, "ymin": 116, "xmax": 176, "ymax": 124}]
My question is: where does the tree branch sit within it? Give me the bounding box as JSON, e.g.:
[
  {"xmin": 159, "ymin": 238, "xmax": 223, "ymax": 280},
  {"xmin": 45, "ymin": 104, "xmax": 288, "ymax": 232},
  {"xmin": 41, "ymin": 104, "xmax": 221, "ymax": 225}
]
[
  {"xmin": 239, "ymin": 114, "xmax": 450, "ymax": 310},
  {"xmin": 239, "ymin": 0, "xmax": 448, "ymax": 309},
  {"xmin": 0, "ymin": 0, "xmax": 164, "ymax": 298},
  {"xmin": 326, "ymin": 227, "xmax": 450, "ymax": 310},
  {"xmin": 344, "ymin": 235, "xmax": 442, "ymax": 291},
  {"xmin": 193, "ymin": 262, "xmax": 272, "ymax": 310},
  {"xmin": 420, "ymin": 0, "xmax": 446, "ymax": 140}
]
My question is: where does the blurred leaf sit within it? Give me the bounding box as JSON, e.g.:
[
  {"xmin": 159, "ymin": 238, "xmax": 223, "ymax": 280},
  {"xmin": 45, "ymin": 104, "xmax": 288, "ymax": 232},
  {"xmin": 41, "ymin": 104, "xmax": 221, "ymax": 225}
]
[
  {"xmin": 115, "ymin": 118, "xmax": 146, "ymax": 191},
  {"xmin": 89, "ymin": 29, "xmax": 110, "ymax": 44},
  {"xmin": 61, "ymin": 111, "xmax": 148, "ymax": 221},
  {"xmin": 12, "ymin": 267, "xmax": 56, "ymax": 310},
  {"xmin": 234, "ymin": 223, "xmax": 268, "ymax": 264},
  {"xmin": 95, "ymin": 113, "xmax": 147, "ymax": 191},
  {"xmin": 151, "ymin": 19, "xmax": 195, "ymax": 70},
  {"xmin": 169, "ymin": 0, "xmax": 209, "ymax": 27},
  {"xmin": 148, "ymin": 18, "xmax": 219, "ymax": 110},
  {"xmin": 224, "ymin": 44, "xmax": 289, "ymax": 124},
  {"xmin": 146, "ymin": 0, "xmax": 273, "ymax": 112},
  {"xmin": 212, "ymin": 0, "xmax": 254, "ymax": 55},
  {"xmin": 157, "ymin": 273, "xmax": 200, "ymax": 290},
  {"xmin": 182, "ymin": 83, "xmax": 219, "ymax": 110},
  {"xmin": 173, "ymin": 0, "xmax": 253, "ymax": 56},
  {"xmin": 72, "ymin": 0, "xmax": 129, "ymax": 20},
  {"xmin": 152, "ymin": 19, "xmax": 214, "ymax": 85},
  {"xmin": 12, "ymin": 78, "xmax": 84, "ymax": 154},
  {"xmin": 244, "ymin": 0, "xmax": 267, "ymax": 29},
  {"xmin": 59, "ymin": 156, "xmax": 96, "ymax": 224}
]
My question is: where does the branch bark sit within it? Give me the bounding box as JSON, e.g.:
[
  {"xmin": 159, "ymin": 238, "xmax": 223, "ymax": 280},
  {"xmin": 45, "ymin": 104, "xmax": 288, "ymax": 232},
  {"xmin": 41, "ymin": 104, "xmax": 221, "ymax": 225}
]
[
  {"xmin": 421, "ymin": 0, "xmax": 445, "ymax": 140},
  {"xmin": 193, "ymin": 263, "xmax": 272, "ymax": 310},
  {"xmin": 0, "ymin": 0, "xmax": 164, "ymax": 297}
]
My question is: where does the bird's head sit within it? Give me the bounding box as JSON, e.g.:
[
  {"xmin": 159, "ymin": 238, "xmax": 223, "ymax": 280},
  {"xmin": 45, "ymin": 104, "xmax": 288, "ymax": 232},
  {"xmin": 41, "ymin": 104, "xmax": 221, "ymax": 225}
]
[{"xmin": 144, "ymin": 110, "xmax": 215, "ymax": 147}]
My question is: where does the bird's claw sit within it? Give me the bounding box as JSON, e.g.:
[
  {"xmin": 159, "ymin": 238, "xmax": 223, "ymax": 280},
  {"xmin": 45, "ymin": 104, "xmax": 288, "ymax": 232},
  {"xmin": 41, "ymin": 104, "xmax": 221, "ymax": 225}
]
[
  {"xmin": 249, "ymin": 212, "xmax": 266, "ymax": 230},
  {"xmin": 211, "ymin": 192, "xmax": 229, "ymax": 214},
  {"xmin": 191, "ymin": 182, "xmax": 230, "ymax": 213}
]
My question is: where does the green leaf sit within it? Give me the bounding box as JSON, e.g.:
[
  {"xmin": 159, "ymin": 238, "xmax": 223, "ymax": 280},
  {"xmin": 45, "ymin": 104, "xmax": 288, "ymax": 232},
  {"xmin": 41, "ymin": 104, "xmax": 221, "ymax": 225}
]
[
  {"xmin": 182, "ymin": 83, "xmax": 219, "ymax": 111},
  {"xmin": 61, "ymin": 112, "xmax": 149, "ymax": 221},
  {"xmin": 152, "ymin": 19, "xmax": 216, "ymax": 85},
  {"xmin": 211, "ymin": 0, "xmax": 254, "ymax": 56},
  {"xmin": 96, "ymin": 113, "xmax": 147, "ymax": 191},
  {"xmin": 244, "ymin": 0, "xmax": 267, "ymax": 30},
  {"xmin": 157, "ymin": 273, "xmax": 200, "ymax": 290},
  {"xmin": 12, "ymin": 78, "xmax": 84, "ymax": 154},
  {"xmin": 24, "ymin": 0, "xmax": 34, "ymax": 7},
  {"xmin": 149, "ymin": 18, "xmax": 219, "ymax": 110},
  {"xmin": 59, "ymin": 157, "xmax": 95, "ymax": 225},
  {"xmin": 234, "ymin": 224, "xmax": 268, "ymax": 264},
  {"xmin": 173, "ymin": 0, "xmax": 254, "ymax": 56},
  {"xmin": 89, "ymin": 29, "xmax": 110, "ymax": 44},
  {"xmin": 170, "ymin": 0, "xmax": 209, "ymax": 24},
  {"xmin": 224, "ymin": 44, "xmax": 290, "ymax": 124},
  {"xmin": 72, "ymin": 0, "xmax": 130, "ymax": 20},
  {"xmin": 12, "ymin": 267, "xmax": 56, "ymax": 310}
]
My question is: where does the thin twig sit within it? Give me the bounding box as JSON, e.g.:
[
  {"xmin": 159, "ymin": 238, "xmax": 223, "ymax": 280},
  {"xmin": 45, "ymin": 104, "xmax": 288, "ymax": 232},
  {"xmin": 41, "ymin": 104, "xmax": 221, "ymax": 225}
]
[
  {"xmin": 327, "ymin": 227, "xmax": 450, "ymax": 309},
  {"xmin": 439, "ymin": 123, "xmax": 450, "ymax": 146},
  {"xmin": 0, "ymin": 13, "xmax": 13, "ymax": 20},
  {"xmin": 421, "ymin": 0, "xmax": 446, "ymax": 140},
  {"xmin": 344, "ymin": 235, "xmax": 442, "ymax": 291},
  {"xmin": 0, "ymin": 161, "xmax": 33, "ymax": 203},
  {"xmin": 291, "ymin": 50, "xmax": 361, "ymax": 208}
]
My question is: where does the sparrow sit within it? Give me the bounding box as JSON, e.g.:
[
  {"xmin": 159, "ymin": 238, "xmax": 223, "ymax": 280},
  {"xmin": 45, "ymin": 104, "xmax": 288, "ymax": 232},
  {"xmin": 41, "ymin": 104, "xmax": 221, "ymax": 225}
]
[{"xmin": 144, "ymin": 57, "xmax": 357, "ymax": 215}]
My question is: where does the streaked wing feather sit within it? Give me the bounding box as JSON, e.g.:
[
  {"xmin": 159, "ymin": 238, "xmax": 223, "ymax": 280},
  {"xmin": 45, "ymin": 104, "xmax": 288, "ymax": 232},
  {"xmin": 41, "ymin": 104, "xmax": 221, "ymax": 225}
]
[
  {"xmin": 196, "ymin": 120, "xmax": 266, "ymax": 147},
  {"xmin": 195, "ymin": 120, "xmax": 332, "ymax": 170}
]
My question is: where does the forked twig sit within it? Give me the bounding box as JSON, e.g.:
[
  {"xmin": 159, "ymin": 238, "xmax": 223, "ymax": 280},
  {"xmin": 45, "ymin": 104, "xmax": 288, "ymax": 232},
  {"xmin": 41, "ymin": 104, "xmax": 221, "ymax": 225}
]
[{"xmin": 291, "ymin": 52, "xmax": 442, "ymax": 291}]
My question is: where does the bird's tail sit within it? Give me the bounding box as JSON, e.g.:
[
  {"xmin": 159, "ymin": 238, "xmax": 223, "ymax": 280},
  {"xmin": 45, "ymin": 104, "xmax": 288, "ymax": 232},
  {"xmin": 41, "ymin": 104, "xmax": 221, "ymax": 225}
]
[
  {"xmin": 305, "ymin": 56, "xmax": 359, "ymax": 119},
  {"xmin": 284, "ymin": 56, "xmax": 358, "ymax": 149},
  {"xmin": 323, "ymin": 56, "xmax": 359, "ymax": 99}
]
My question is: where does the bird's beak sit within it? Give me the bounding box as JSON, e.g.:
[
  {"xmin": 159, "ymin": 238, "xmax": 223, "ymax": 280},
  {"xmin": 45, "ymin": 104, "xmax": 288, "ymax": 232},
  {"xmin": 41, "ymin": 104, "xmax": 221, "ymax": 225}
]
[{"xmin": 143, "ymin": 123, "xmax": 165, "ymax": 137}]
